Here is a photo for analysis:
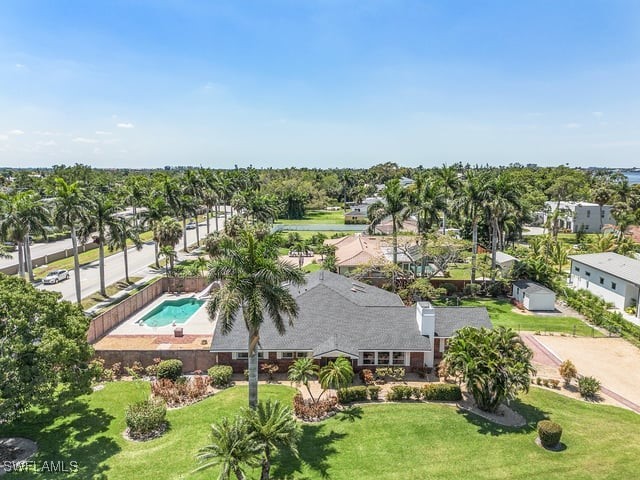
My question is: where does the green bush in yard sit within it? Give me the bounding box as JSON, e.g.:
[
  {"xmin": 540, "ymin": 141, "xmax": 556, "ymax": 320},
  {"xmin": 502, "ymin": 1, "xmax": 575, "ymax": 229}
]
[
  {"xmin": 386, "ymin": 385, "xmax": 417, "ymax": 401},
  {"xmin": 578, "ymin": 376, "xmax": 601, "ymax": 399},
  {"xmin": 337, "ymin": 386, "xmax": 369, "ymax": 403},
  {"xmin": 157, "ymin": 359, "xmax": 183, "ymax": 381},
  {"xmin": 537, "ymin": 420, "xmax": 563, "ymax": 449},
  {"xmin": 421, "ymin": 383, "xmax": 462, "ymax": 401},
  {"xmin": 125, "ymin": 398, "xmax": 167, "ymax": 437},
  {"xmin": 367, "ymin": 385, "xmax": 381, "ymax": 400},
  {"xmin": 208, "ymin": 365, "xmax": 233, "ymax": 387}
]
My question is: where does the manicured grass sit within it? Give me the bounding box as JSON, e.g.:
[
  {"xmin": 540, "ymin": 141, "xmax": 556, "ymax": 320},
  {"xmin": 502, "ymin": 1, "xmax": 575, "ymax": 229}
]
[
  {"xmin": 275, "ymin": 210, "xmax": 345, "ymax": 225},
  {"xmin": 279, "ymin": 230, "xmax": 349, "ymax": 241},
  {"xmin": 80, "ymin": 277, "xmax": 143, "ymax": 310},
  {"xmin": 2, "ymin": 383, "xmax": 639, "ymax": 479},
  {"xmin": 441, "ymin": 298, "xmax": 602, "ymax": 337},
  {"xmin": 303, "ymin": 262, "xmax": 322, "ymax": 273}
]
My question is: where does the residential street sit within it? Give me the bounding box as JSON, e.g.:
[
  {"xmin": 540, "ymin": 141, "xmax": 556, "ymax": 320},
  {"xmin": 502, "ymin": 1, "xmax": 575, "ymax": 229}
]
[{"xmin": 38, "ymin": 220, "xmax": 220, "ymax": 302}]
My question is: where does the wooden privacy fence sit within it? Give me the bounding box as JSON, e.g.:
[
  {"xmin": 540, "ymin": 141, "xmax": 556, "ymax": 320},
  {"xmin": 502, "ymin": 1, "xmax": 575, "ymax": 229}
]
[{"xmin": 87, "ymin": 276, "xmax": 209, "ymax": 343}]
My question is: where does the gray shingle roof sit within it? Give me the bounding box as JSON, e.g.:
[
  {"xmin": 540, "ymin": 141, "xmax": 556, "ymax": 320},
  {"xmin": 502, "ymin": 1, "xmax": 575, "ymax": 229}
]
[
  {"xmin": 513, "ymin": 280, "xmax": 555, "ymax": 295},
  {"xmin": 569, "ymin": 253, "xmax": 640, "ymax": 286},
  {"xmin": 210, "ymin": 271, "xmax": 491, "ymax": 354}
]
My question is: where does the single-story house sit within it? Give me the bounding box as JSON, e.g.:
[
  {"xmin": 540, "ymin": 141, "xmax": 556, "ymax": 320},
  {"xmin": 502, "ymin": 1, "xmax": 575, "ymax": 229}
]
[
  {"xmin": 495, "ymin": 251, "xmax": 519, "ymax": 271},
  {"xmin": 569, "ymin": 253, "xmax": 640, "ymax": 318},
  {"xmin": 210, "ymin": 270, "xmax": 491, "ymax": 371},
  {"xmin": 512, "ymin": 280, "xmax": 556, "ymax": 311}
]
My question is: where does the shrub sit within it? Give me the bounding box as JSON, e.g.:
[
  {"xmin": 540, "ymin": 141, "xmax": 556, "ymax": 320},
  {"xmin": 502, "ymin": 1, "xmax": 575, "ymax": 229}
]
[
  {"xmin": 260, "ymin": 362, "xmax": 279, "ymax": 382},
  {"xmin": 578, "ymin": 376, "xmax": 601, "ymax": 399},
  {"xmin": 337, "ymin": 386, "xmax": 368, "ymax": 404},
  {"xmin": 440, "ymin": 283, "xmax": 458, "ymax": 296},
  {"xmin": 549, "ymin": 379, "xmax": 560, "ymax": 389},
  {"xmin": 536, "ymin": 377, "xmax": 543, "ymax": 385},
  {"xmin": 542, "ymin": 379, "xmax": 550, "ymax": 388},
  {"xmin": 125, "ymin": 361, "xmax": 144, "ymax": 379},
  {"xmin": 145, "ymin": 358, "xmax": 161, "ymax": 377},
  {"xmin": 559, "ymin": 360, "xmax": 578, "ymax": 386},
  {"xmin": 463, "ymin": 283, "xmax": 481, "ymax": 297},
  {"xmin": 437, "ymin": 361, "xmax": 451, "ymax": 382},
  {"xmin": 359, "ymin": 369, "xmax": 375, "ymax": 385},
  {"xmin": 375, "ymin": 366, "xmax": 406, "ymax": 382},
  {"xmin": 156, "ymin": 359, "xmax": 183, "ymax": 381},
  {"xmin": 293, "ymin": 393, "xmax": 338, "ymax": 421},
  {"xmin": 89, "ymin": 358, "xmax": 107, "ymax": 382},
  {"xmin": 125, "ymin": 398, "xmax": 167, "ymax": 438},
  {"xmin": 367, "ymin": 385, "xmax": 381, "ymax": 400},
  {"xmin": 421, "ymin": 383, "xmax": 462, "ymax": 401},
  {"xmin": 151, "ymin": 376, "xmax": 209, "ymax": 407},
  {"xmin": 208, "ymin": 365, "xmax": 233, "ymax": 388},
  {"xmin": 386, "ymin": 385, "xmax": 415, "ymax": 401},
  {"xmin": 537, "ymin": 420, "xmax": 563, "ymax": 449},
  {"xmin": 111, "ymin": 362, "xmax": 122, "ymax": 380}
]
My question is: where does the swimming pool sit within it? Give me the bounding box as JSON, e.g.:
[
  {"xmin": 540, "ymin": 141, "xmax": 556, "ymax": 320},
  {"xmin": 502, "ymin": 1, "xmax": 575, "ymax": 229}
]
[{"xmin": 139, "ymin": 298, "xmax": 205, "ymax": 327}]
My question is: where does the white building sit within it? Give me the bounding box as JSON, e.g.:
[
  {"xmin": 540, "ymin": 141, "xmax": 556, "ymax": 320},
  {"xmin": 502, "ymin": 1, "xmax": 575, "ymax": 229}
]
[
  {"xmin": 544, "ymin": 201, "xmax": 615, "ymax": 233},
  {"xmin": 495, "ymin": 251, "xmax": 519, "ymax": 271},
  {"xmin": 569, "ymin": 253, "xmax": 640, "ymax": 318},
  {"xmin": 512, "ymin": 280, "xmax": 556, "ymax": 311}
]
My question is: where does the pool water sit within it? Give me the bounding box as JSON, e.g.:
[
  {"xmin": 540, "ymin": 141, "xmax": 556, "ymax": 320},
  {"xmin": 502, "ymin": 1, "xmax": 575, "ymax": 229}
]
[{"xmin": 140, "ymin": 298, "xmax": 205, "ymax": 327}]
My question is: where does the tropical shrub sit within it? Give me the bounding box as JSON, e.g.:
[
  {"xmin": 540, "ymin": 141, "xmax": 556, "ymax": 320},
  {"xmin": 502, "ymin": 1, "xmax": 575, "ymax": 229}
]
[
  {"xmin": 125, "ymin": 398, "xmax": 167, "ymax": 438},
  {"xmin": 359, "ymin": 368, "xmax": 375, "ymax": 385},
  {"xmin": 111, "ymin": 362, "xmax": 123, "ymax": 380},
  {"xmin": 463, "ymin": 283, "xmax": 481, "ymax": 297},
  {"xmin": 151, "ymin": 376, "xmax": 209, "ymax": 407},
  {"xmin": 549, "ymin": 379, "xmax": 560, "ymax": 389},
  {"xmin": 337, "ymin": 386, "xmax": 369, "ymax": 404},
  {"xmin": 421, "ymin": 383, "xmax": 462, "ymax": 401},
  {"xmin": 444, "ymin": 326, "xmax": 535, "ymax": 413},
  {"xmin": 208, "ymin": 365, "xmax": 233, "ymax": 388},
  {"xmin": 145, "ymin": 358, "xmax": 161, "ymax": 377},
  {"xmin": 440, "ymin": 283, "xmax": 458, "ymax": 296},
  {"xmin": 292, "ymin": 393, "xmax": 338, "ymax": 421},
  {"xmin": 578, "ymin": 376, "xmax": 601, "ymax": 399},
  {"xmin": 318, "ymin": 357, "xmax": 354, "ymax": 391},
  {"xmin": 125, "ymin": 361, "xmax": 144, "ymax": 379},
  {"xmin": 559, "ymin": 360, "xmax": 578, "ymax": 386},
  {"xmin": 89, "ymin": 357, "xmax": 108, "ymax": 382},
  {"xmin": 156, "ymin": 359, "xmax": 183, "ymax": 381},
  {"xmin": 437, "ymin": 361, "xmax": 451, "ymax": 382},
  {"xmin": 537, "ymin": 420, "xmax": 563, "ymax": 449},
  {"xmin": 375, "ymin": 366, "xmax": 406, "ymax": 382},
  {"xmin": 386, "ymin": 385, "xmax": 417, "ymax": 401},
  {"xmin": 288, "ymin": 358, "xmax": 321, "ymax": 403},
  {"xmin": 260, "ymin": 362, "xmax": 279, "ymax": 382},
  {"xmin": 367, "ymin": 385, "xmax": 381, "ymax": 400}
]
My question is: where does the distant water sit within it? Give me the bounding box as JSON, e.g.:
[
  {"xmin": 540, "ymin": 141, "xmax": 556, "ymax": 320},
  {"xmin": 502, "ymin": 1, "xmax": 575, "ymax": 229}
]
[{"xmin": 625, "ymin": 172, "xmax": 640, "ymax": 185}]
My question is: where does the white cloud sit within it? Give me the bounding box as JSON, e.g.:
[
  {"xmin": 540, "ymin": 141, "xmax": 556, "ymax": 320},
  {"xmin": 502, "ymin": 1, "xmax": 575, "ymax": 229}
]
[
  {"xmin": 117, "ymin": 122, "xmax": 134, "ymax": 129},
  {"xmin": 8, "ymin": 129, "xmax": 24, "ymax": 135},
  {"xmin": 72, "ymin": 137, "xmax": 99, "ymax": 144},
  {"xmin": 15, "ymin": 63, "xmax": 26, "ymax": 70},
  {"xmin": 95, "ymin": 131, "xmax": 112, "ymax": 135},
  {"xmin": 37, "ymin": 140, "xmax": 57, "ymax": 147},
  {"xmin": 592, "ymin": 111, "xmax": 603, "ymax": 117},
  {"xmin": 0, "ymin": 134, "xmax": 8, "ymax": 141},
  {"xmin": 564, "ymin": 123, "xmax": 581, "ymax": 129}
]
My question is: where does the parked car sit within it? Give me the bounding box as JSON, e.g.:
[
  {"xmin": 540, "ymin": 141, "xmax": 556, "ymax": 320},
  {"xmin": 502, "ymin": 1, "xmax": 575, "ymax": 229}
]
[
  {"xmin": 185, "ymin": 222, "xmax": 198, "ymax": 230},
  {"xmin": 43, "ymin": 269, "xmax": 70, "ymax": 284},
  {"xmin": 2, "ymin": 242, "xmax": 17, "ymax": 251}
]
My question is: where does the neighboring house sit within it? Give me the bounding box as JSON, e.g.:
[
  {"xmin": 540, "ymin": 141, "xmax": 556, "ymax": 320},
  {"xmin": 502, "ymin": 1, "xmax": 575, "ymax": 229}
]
[
  {"xmin": 543, "ymin": 201, "xmax": 615, "ymax": 233},
  {"xmin": 209, "ymin": 270, "xmax": 491, "ymax": 371},
  {"xmin": 344, "ymin": 197, "xmax": 380, "ymax": 224},
  {"xmin": 495, "ymin": 251, "xmax": 519, "ymax": 271},
  {"xmin": 512, "ymin": 280, "xmax": 556, "ymax": 311},
  {"xmin": 569, "ymin": 253, "xmax": 640, "ymax": 318},
  {"xmin": 324, "ymin": 234, "xmax": 423, "ymax": 275},
  {"xmin": 374, "ymin": 217, "xmax": 419, "ymax": 235},
  {"xmin": 375, "ymin": 177, "xmax": 415, "ymax": 192}
]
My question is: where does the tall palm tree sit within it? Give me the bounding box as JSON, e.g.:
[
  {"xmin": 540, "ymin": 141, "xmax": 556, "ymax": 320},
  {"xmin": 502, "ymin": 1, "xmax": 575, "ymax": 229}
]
[
  {"xmin": 159, "ymin": 245, "xmax": 177, "ymax": 275},
  {"xmin": 243, "ymin": 400, "xmax": 301, "ymax": 480},
  {"xmin": 85, "ymin": 194, "xmax": 118, "ymax": 296},
  {"xmin": 161, "ymin": 177, "xmax": 189, "ymax": 252},
  {"xmin": 452, "ymin": 170, "xmax": 487, "ymax": 283},
  {"xmin": 0, "ymin": 192, "xmax": 28, "ymax": 278},
  {"xmin": 367, "ymin": 178, "xmax": 410, "ymax": 264},
  {"xmin": 481, "ymin": 174, "xmax": 521, "ymax": 277},
  {"xmin": 141, "ymin": 196, "xmax": 169, "ymax": 268},
  {"xmin": 195, "ymin": 416, "xmax": 262, "ymax": 480},
  {"xmin": 436, "ymin": 164, "xmax": 460, "ymax": 234},
  {"xmin": 52, "ymin": 178, "xmax": 90, "ymax": 304},
  {"xmin": 200, "ymin": 168, "xmax": 220, "ymax": 235},
  {"xmin": 122, "ymin": 176, "xmax": 148, "ymax": 228},
  {"xmin": 108, "ymin": 216, "xmax": 142, "ymax": 284},
  {"xmin": 207, "ymin": 228, "xmax": 305, "ymax": 408},
  {"xmin": 154, "ymin": 216, "xmax": 183, "ymax": 253},
  {"xmin": 410, "ymin": 171, "xmax": 445, "ymax": 235}
]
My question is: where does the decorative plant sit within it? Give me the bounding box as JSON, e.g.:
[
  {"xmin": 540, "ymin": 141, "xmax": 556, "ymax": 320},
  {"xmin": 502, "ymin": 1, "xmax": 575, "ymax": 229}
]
[{"xmin": 559, "ymin": 360, "xmax": 578, "ymax": 386}]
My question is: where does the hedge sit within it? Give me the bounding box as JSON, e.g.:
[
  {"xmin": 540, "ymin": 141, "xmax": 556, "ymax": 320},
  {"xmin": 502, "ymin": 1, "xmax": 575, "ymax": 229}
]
[
  {"xmin": 208, "ymin": 365, "xmax": 233, "ymax": 388},
  {"xmin": 421, "ymin": 383, "xmax": 462, "ymax": 401},
  {"xmin": 125, "ymin": 398, "xmax": 167, "ymax": 437},
  {"xmin": 537, "ymin": 420, "xmax": 563, "ymax": 448},
  {"xmin": 156, "ymin": 359, "xmax": 183, "ymax": 381}
]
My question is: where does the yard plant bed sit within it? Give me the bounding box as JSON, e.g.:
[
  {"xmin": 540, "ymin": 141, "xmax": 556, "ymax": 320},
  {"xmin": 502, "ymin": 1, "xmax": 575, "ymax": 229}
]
[{"xmin": 0, "ymin": 383, "xmax": 638, "ymax": 479}]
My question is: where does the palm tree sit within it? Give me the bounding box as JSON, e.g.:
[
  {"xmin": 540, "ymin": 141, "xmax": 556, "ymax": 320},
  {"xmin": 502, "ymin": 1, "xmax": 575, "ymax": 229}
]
[
  {"xmin": 161, "ymin": 177, "xmax": 190, "ymax": 252},
  {"xmin": 0, "ymin": 192, "xmax": 28, "ymax": 278},
  {"xmin": 207, "ymin": 228, "xmax": 305, "ymax": 408},
  {"xmin": 367, "ymin": 178, "xmax": 410, "ymax": 264},
  {"xmin": 108, "ymin": 216, "xmax": 142, "ymax": 284},
  {"xmin": 200, "ymin": 168, "xmax": 220, "ymax": 235},
  {"xmin": 292, "ymin": 240, "xmax": 311, "ymax": 268},
  {"xmin": 154, "ymin": 216, "xmax": 183, "ymax": 272},
  {"xmin": 452, "ymin": 170, "xmax": 487, "ymax": 283},
  {"xmin": 318, "ymin": 356, "xmax": 354, "ymax": 395},
  {"xmin": 159, "ymin": 245, "xmax": 177, "ymax": 276},
  {"xmin": 435, "ymin": 164, "xmax": 459, "ymax": 234},
  {"xmin": 194, "ymin": 416, "xmax": 262, "ymax": 480},
  {"xmin": 122, "ymin": 176, "xmax": 148, "ymax": 228},
  {"xmin": 410, "ymin": 171, "xmax": 445, "ymax": 235},
  {"xmin": 288, "ymin": 357, "xmax": 320, "ymax": 403},
  {"xmin": 243, "ymin": 400, "xmax": 301, "ymax": 480},
  {"xmin": 141, "ymin": 196, "xmax": 169, "ymax": 268},
  {"xmin": 52, "ymin": 178, "xmax": 89, "ymax": 304},
  {"xmin": 85, "ymin": 194, "xmax": 118, "ymax": 296}
]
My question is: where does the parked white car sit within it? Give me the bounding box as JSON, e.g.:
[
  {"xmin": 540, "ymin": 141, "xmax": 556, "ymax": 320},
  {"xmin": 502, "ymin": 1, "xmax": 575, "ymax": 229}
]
[
  {"xmin": 43, "ymin": 269, "xmax": 70, "ymax": 284},
  {"xmin": 185, "ymin": 222, "xmax": 198, "ymax": 230}
]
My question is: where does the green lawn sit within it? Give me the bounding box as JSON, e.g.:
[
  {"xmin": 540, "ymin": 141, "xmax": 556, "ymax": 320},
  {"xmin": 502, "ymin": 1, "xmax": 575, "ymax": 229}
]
[
  {"xmin": 279, "ymin": 230, "xmax": 349, "ymax": 241},
  {"xmin": 275, "ymin": 209, "xmax": 345, "ymax": 225},
  {"xmin": 1, "ymin": 383, "xmax": 639, "ymax": 479},
  {"xmin": 440, "ymin": 298, "xmax": 601, "ymax": 337}
]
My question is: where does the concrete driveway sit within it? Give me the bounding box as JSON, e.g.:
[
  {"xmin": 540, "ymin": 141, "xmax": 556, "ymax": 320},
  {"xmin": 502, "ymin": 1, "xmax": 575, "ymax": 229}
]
[{"xmin": 526, "ymin": 333, "xmax": 640, "ymax": 412}]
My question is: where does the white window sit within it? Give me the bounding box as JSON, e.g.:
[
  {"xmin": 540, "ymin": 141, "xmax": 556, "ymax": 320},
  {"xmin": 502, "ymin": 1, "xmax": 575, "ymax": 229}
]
[
  {"xmin": 392, "ymin": 352, "xmax": 405, "ymax": 365},
  {"xmin": 362, "ymin": 352, "xmax": 375, "ymax": 365},
  {"xmin": 377, "ymin": 352, "xmax": 390, "ymax": 365},
  {"xmin": 281, "ymin": 352, "xmax": 294, "ymax": 359},
  {"xmin": 234, "ymin": 351, "xmax": 264, "ymax": 360}
]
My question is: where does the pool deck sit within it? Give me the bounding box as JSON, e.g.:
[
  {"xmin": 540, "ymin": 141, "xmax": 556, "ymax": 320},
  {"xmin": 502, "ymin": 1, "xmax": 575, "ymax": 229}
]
[{"xmin": 93, "ymin": 292, "xmax": 216, "ymax": 351}]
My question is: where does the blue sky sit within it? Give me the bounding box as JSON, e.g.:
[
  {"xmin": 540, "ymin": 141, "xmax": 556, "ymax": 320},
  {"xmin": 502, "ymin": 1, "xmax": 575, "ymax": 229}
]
[{"xmin": 1, "ymin": 0, "xmax": 639, "ymax": 169}]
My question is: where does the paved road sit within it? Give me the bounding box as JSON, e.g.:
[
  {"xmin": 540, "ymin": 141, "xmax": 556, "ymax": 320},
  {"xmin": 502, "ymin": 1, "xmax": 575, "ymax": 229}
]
[
  {"xmin": 39, "ymin": 219, "xmax": 221, "ymax": 302},
  {"xmin": 0, "ymin": 237, "xmax": 76, "ymax": 269}
]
